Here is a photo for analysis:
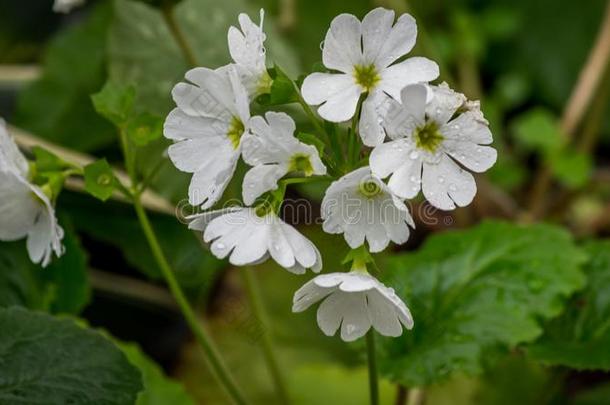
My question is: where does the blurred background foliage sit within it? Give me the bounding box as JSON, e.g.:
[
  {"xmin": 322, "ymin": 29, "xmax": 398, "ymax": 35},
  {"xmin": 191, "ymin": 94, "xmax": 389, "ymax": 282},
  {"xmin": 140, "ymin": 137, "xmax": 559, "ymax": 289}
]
[{"xmin": 1, "ymin": 0, "xmax": 610, "ymax": 404}]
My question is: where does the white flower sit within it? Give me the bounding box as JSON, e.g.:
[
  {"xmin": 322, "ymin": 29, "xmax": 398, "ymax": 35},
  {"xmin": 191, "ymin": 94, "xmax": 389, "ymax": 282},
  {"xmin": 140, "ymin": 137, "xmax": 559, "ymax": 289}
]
[
  {"xmin": 293, "ymin": 272, "xmax": 413, "ymax": 341},
  {"xmin": 164, "ymin": 66, "xmax": 250, "ymax": 209},
  {"xmin": 0, "ymin": 120, "xmax": 64, "ymax": 267},
  {"xmin": 228, "ymin": 9, "xmax": 272, "ymax": 98},
  {"xmin": 301, "ymin": 7, "xmax": 439, "ymax": 146},
  {"xmin": 53, "ymin": 0, "xmax": 85, "ymax": 13},
  {"xmin": 321, "ymin": 166, "xmax": 414, "ymax": 253},
  {"xmin": 189, "ymin": 207, "xmax": 322, "ymax": 274},
  {"xmin": 370, "ymin": 83, "xmax": 497, "ymax": 210},
  {"xmin": 241, "ymin": 111, "xmax": 326, "ymax": 205}
]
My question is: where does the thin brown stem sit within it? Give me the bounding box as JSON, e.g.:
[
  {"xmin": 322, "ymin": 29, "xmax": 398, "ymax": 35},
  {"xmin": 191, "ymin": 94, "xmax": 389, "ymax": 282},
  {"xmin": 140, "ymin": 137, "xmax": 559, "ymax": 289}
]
[{"xmin": 161, "ymin": 4, "xmax": 199, "ymax": 68}]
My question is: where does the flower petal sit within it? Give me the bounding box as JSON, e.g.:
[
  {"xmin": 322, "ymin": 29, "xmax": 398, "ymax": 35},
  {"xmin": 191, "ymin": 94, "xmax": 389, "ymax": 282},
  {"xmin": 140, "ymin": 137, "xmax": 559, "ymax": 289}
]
[
  {"xmin": 367, "ymin": 289, "xmax": 403, "ymax": 337},
  {"xmin": 0, "ymin": 171, "xmax": 38, "ymax": 241},
  {"xmin": 370, "ymin": 138, "xmax": 412, "ymax": 178},
  {"xmin": 387, "ymin": 157, "xmax": 423, "ymax": 199},
  {"xmin": 443, "ymin": 110, "xmax": 493, "ymax": 144},
  {"xmin": 359, "ymin": 90, "xmax": 389, "ymax": 146},
  {"xmin": 188, "ymin": 152, "xmax": 239, "ymax": 209},
  {"xmin": 0, "ymin": 120, "xmax": 29, "ymax": 177},
  {"xmin": 164, "ymin": 108, "xmax": 229, "ymax": 141},
  {"xmin": 301, "ymin": 72, "xmax": 356, "ymax": 106},
  {"xmin": 421, "ymin": 154, "xmax": 476, "ymax": 210},
  {"xmin": 26, "ymin": 187, "xmax": 64, "ymax": 268},
  {"xmin": 242, "ymin": 164, "xmax": 287, "ymax": 206},
  {"xmin": 292, "ymin": 279, "xmax": 334, "ymax": 312},
  {"xmin": 322, "ymin": 13, "xmax": 363, "ymax": 72},
  {"xmin": 317, "ymin": 83, "xmax": 361, "ymax": 123},
  {"xmin": 172, "ymin": 68, "xmax": 234, "ymax": 119},
  {"xmin": 361, "ymin": 8, "xmax": 396, "ymax": 65},
  {"xmin": 367, "ymin": 11, "xmax": 417, "ymax": 69},
  {"xmin": 379, "ymin": 57, "xmax": 439, "ymax": 100},
  {"xmin": 443, "ymin": 141, "xmax": 497, "ymax": 173},
  {"xmin": 339, "ymin": 292, "xmax": 371, "ymax": 341},
  {"xmin": 426, "ymin": 83, "xmax": 466, "ymax": 125}
]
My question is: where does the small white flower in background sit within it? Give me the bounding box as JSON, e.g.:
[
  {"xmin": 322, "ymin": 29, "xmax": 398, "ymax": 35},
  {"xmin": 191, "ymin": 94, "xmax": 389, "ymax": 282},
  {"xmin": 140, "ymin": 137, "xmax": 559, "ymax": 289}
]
[
  {"xmin": 164, "ymin": 66, "xmax": 250, "ymax": 209},
  {"xmin": 0, "ymin": 121, "xmax": 64, "ymax": 267},
  {"xmin": 228, "ymin": 9, "xmax": 272, "ymax": 98},
  {"xmin": 293, "ymin": 271, "xmax": 413, "ymax": 341},
  {"xmin": 53, "ymin": 0, "xmax": 85, "ymax": 13},
  {"xmin": 301, "ymin": 7, "xmax": 439, "ymax": 146},
  {"xmin": 321, "ymin": 166, "xmax": 414, "ymax": 253},
  {"xmin": 189, "ymin": 207, "xmax": 322, "ymax": 274},
  {"xmin": 241, "ymin": 111, "xmax": 326, "ymax": 205},
  {"xmin": 370, "ymin": 83, "xmax": 497, "ymax": 210}
]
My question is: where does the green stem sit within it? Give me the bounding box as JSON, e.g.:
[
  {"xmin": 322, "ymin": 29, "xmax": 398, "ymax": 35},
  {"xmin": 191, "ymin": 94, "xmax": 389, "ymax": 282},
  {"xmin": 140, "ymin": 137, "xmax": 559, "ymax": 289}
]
[
  {"xmin": 366, "ymin": 331, "xmax": 380, "ymax": 405},
  {"xmin": 349, "ymin": 95, "xmax": 365, "ymax": 169},
  {"xmin": 161, "ymin": 4, "xmax": 199, "ymax": 68},
  {"xmin": 292, "ymin": 81, "xmax": 331, "ymax": 143},
  {"xmin": 133, "ymin": 195, "xmax": 249, "ymax": 405},
  {"xmin": 240, "ymin": 268, "xmax": 291, "ymax": 405}
]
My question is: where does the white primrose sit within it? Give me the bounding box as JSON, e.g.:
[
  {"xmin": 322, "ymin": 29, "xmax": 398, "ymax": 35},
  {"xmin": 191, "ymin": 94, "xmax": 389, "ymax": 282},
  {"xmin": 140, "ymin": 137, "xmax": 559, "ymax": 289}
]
[
  {"xmin": 241, "ymin": 111, "xmax": 326, "ymax": 205},
  {"xmin": 301, "ymin": 7, "xmax": 439, "ymax": 146},
  {"xmin": 321, "ymin": 166, "xmax": 414, "ymax": 253},
  {"xmin": 189, "ymin": 207, "xmax": 322, "ymax": 274},
  {"xmin": 370, "ymin": 83, "xmax": 497, "ymax": 210},
  {"xmin": 0, "ymin": 120, "xmax": 64, "ymax": 267},
  {"xmin": 164, "ymin": 66, "xmax": 250, "ymax": 209},
  {"xmin": 293, "ymin": 271, "xmax": 413, "ymax": 341},
  {"xmin": 228, "ymin": 9, "xmax": 273, "ymax": 98}
]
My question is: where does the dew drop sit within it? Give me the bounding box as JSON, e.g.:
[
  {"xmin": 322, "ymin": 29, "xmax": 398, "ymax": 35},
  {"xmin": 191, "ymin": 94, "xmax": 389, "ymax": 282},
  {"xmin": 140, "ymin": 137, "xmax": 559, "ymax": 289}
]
[
  {"xmin": 319, "ymin": 40, "xmax": 325, "ymax": 51},
  {"xmin": 346, "ymin": 324, "xmax": 357, "ymax": 334},
  {"xmin": 452, "ymin": 124, "xmax": 460, "ymax": 130},
  {"xmin": 273, "ymin": 243, "xmax": 281, "ymax": 251},
  {"xmin": 476, "ymin": 147, "xmax": 482, "ymax": 153},
  {"xmin": 438, "ymin": 175, "xmax": 445, "ymax": 184},
  {"xmin": 409, "ymin": 151, "xmax": 420, "ymax": 160},
  {"xmin": 216, "ymin": 242, "xmax": 226, "ymax": 250},
  {"xmin": 449, "ymin": 184, "xmax": 458, "ymax": 192}
]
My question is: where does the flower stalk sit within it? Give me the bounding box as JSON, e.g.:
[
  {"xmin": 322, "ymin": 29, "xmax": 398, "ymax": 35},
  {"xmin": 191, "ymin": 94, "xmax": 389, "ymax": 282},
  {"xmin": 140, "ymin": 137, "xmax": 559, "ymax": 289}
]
[
  {"xmin": 240, "ymin": 267, "xmax": 291, "ymax": 405},
  {"xmin": 366, "ymin": 330, "xmax": 380, "ymax": 405}
]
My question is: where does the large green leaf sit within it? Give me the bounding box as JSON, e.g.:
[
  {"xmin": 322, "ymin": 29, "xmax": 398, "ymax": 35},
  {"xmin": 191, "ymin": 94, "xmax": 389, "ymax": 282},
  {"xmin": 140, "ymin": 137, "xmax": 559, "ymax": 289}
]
[
  {"xmin": 14, "ymin": 2, "xmax": 116, "ymax": 152},
  {"xmin": 377, "ymin": 221, "xmax": 586, "ymax": 386},
  {"xmin": 118, "ymin": 342, "xmax": 195, "ymax": 405},
  {"xmin": 0, "ymin": 307, "xmax": 142, "ymax": 404},
  {"xmin": 528, "ymin": 241, "xmax": 610, "ymax": 370},
  {"xmin": 0, "ymin": 221, "xmax": 90, "ymax": 315}
]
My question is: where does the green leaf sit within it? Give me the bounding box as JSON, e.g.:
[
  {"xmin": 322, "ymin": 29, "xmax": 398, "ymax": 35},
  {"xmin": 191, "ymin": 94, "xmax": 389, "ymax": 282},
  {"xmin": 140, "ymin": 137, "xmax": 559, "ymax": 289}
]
[
  {"xmin": 269, "ymin": 74, "xmax": 298, "ymax": 105},
  {"xmin": 42, "ymin": 217, "xmax": 91, "ymax": 314},
  {"xmin": 31, "ymin": 146, "xmax": 70, "ymax": 173},
  {"xmin": 512, "ymin": 108, "xmax": 563, "ymax": 155},
  {"xmin": 13, "ymin": 2, "xmax": 116, "ymax": 152},
  {"xmin": 91, "ymin": 81, "xmax": 136, "ymax": 127},
  {"xmin": 126, "ymin": 113, "xmax": 163, "ymax": 146},
  {"xmin": 118, "ymin": 342, "xmax": 195, "ymax": 405},
  {"xmin": 0, "ymin": 242, "xmax": 47, "ymax": 310},
  {"xmin": 0, "ymin": 220, "xmax": 89, "ymax": 315},
  {"xmin": 296, "ymin": 132, "xmax": 326, "ymax": 156},
  {"xmin": 84, "ymin": 159, "xmax": 117, "ymax": 201},
  {"xmin": 0, "ymin": 307, "xmax": 142, "ymax": 404},
  {"xmin": 528, "ymin": 241, "xmax": 610, "ymax": 370},
  {"xmin": 377, "ymin": 221, "xmax": 586, "ymax": 386},
  {"xmin": 548, "ymin": 149, "xmax": 593, "ymax": 188}
]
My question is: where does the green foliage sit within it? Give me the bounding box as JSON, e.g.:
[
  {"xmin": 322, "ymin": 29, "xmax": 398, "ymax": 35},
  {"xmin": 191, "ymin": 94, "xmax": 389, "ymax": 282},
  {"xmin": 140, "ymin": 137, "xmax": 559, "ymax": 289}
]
[
  {"xmin": 84, "ymin": 159, "xmax": 117, "ymax": 202},
  {"xmin": 296, "ymin": 132, "xmax": 325, "ymax": 156},
  {"xmin": 108, "ymin": 0, "xmax": 299, "ymax": 114},
  {"xmin": 91, "ymin": 81, "xmax": 136, "ymax": 127},
  {"xmin": 0, "ymin": 307, "xmax": 142, "ymax": 404},
  {"xmin": 118, "ymin": 342, "xmax": 195, "ymax": 405},
  {"xmin": 512, "ymin": 108, "xmax": 563, "ymax": 154},
  {"xmin": 31, "ymin": 146, "xmax": 70, "ymax": 173},
  {"xmin": 64, "ymin": 195, "xmax": 225, "ymax": 296},
  {"xmin": 549, "ymin": 149, "xmax": 593, "ymax": 188},
  {"xmin": 528, "ymin": 241, "xmax": 610, "ymax": 370},
  {"xmin": 14, "ymin": 2, "xmax": 115, "ymax": 152},
  {"xmin": 377, "ymin": 221, "xmax": 586, "ymax": 386},
  {"xmin": 0, "ymin": 223, "xmax": 90, "ymax": 315},
  {"xmin": 126, "ymin": 113, "xmax": 163, "ymax": 146},
  {"xmin": 43, "ymin": 219, "xmax": 91, "ymax": 314}
]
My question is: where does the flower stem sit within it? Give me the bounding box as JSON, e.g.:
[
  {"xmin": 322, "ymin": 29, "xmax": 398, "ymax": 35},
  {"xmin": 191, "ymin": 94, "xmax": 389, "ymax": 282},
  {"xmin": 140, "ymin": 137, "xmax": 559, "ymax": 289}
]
[
  {"xmin": 133, "ymin": 195, "xmax": 249, "ymax": 405},
  {"xmin": 240, "ymin": 267, "xmax": 291, "ymax": 405},
  {"xmin": 161, "ymin": 4, "xmax": 199, "ymax": 68},
  {"xmin": 366, "ymin": 330, "xmax": 380, "ymax": 405}
]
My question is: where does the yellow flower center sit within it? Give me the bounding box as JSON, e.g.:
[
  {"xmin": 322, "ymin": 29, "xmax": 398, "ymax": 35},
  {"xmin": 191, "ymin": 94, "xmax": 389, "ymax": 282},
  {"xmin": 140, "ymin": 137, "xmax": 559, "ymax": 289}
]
[
  {"xmin": 358, "ymin": 179, "xmax": 383, "ymax": 198},
  {"xmin": 414, "ymin": 121, "xmax": 444, "ymax": 153},
  {"xmin": 288, "ymin": 153, "xmax": 314, "ymax": 176},
  {"xmin": 227, "ymin": 117, "xmax": 245, "ymax": 150},
  {"xmin": 257, "ymin": 71, "xmax": 273, "ymax": 95},
  {"xmin": 353, "ymin": 64, "xmax": 380, "ymax": 92}
]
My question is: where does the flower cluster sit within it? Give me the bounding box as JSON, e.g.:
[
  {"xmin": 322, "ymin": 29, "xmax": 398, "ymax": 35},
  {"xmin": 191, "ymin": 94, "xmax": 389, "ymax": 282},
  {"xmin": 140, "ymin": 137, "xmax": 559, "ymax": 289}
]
[{"xmin": 166, "ymin": 8, "xmax": 496, "ymax": 341}]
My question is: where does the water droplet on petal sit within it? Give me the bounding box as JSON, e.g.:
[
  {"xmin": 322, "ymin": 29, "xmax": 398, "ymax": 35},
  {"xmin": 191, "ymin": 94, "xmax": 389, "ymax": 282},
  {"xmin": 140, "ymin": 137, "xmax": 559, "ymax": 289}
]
[
  {"xmin": 449, "ymin": 184, "xmax": 458, "ymax": 192},
  {"xmin": 319, "ymin": 40, "xmax": 325, "ymax": 51},
  {"xmin": 216, "ymin": 242, "xmax": 226, "ymax": 249},
  {"xmin": 409, "ymin": 151, "xmax": 420, "ymax": 160},
  {"xmin": 438, "ymin": 175, "xmax": 445, "ymax": 184}
]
